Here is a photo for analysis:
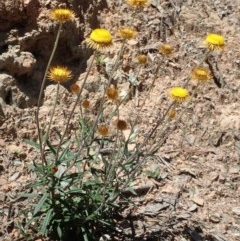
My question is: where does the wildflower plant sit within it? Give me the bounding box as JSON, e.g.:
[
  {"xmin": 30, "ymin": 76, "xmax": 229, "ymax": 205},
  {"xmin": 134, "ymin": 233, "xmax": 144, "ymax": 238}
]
[{"xmin": 20, "ymin": 4, "xmax": 226, "ymax": 241}]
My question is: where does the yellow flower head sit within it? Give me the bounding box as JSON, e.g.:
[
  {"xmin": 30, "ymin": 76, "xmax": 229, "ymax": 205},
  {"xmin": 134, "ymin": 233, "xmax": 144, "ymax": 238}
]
[
  {"xmin": 86, "ymin": 28, "xmax": 112, "ymax": 50},
  {"xmin": 137, "ymin": 54, "xmax": 148, "ymax": 64},
  {"xmin": 191, "ymin": 66, "xmax": 212, "ymax": 82},
  {"xmin": 106, "ymin": 86, "xmax": 119, "ymax": 101},
  {"xmin": 126, "ymin": 0, "xmax": 149, "ymax": 7},
  {"xmin": 70, "ymin": 84, "xmax": 80, "ymax": 94},
  {"xmin": 48, "ymin": 66, "xmax": 72, "ymax": 83},
  {"xmin": 169, "ymin": 87, "xmax": 189, "ymax": 102},
  {"xmin": 50, "ymin": 8, "xmax": 75, "ymax": 23},
  {"xmin": 159, "ymin": 44, "xmax": 174, "ymax": 56},
  {"xmin": 204, "ymin": 33, "xmax": 225, "ymax": 51},
  {"xmin": 119, "ymin": 28, "xmax": 137, "ymax": 39},
  {"xmin": 97, "ymin": 125, "xmax": 109, "ymax": 136},
  {"xmin": 82, "ymin": 99, "xmax": 90, "ymax": 109},
  {"xmin": 116, "ymin": 120, "xmax": 128, "ymax": 131}
]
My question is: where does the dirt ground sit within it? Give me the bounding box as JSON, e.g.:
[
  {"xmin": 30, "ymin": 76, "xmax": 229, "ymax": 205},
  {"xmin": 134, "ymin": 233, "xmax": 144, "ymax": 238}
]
[{"xmin": 0, "ymin": 0, "xmax": 240, "ymax": 240}]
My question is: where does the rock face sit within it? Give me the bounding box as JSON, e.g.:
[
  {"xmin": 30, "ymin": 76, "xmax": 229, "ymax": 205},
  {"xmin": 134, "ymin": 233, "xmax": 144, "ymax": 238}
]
[
  {"xmin": 0, "ymin": 0, "xmax": 108, "ymax": 109},
  {"xmin": 0, "ymin": 45, "xmax": 36, "ymax": 76}
]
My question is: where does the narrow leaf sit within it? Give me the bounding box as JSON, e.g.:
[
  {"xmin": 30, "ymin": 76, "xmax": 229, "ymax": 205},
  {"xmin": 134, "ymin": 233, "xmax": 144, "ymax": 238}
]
[
  {"xmin": 40, "ymin": 208, "xmax": 53, "ymax": 236},
  {"xmin": 34, "ymin": 192, "xmax": 49, "ymax": 215}
]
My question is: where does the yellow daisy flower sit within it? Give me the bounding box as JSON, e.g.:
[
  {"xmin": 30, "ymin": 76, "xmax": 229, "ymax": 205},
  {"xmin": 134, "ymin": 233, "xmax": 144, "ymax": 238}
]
[
  {"xmin": 169, "ymin": 87, "xmax": 189, "ymax": 102},
  {"xmin": 191, "ymin": 66, "xmax": 212, "ymax": 82},
  {"xmin": 119, "ymin": 28, "xmax": 137, "ymax": 39},
  {"xmin": 204, "ymin": 33, "xmax": 225, "ymax": 51},
  {"xmin": 48, "ymin": 66, "xmax": 72, "ymax": 83},
  {"xmin": 159, "ymin": 44, "xmax": 174, "ymax": 56},
  {"xmin": 50, "ymin": 8, "xmax": 75, "ymax": 23},
  {"xmin": 126, "ymin": 0, "xmax": 149, "ymax": 7},
  {"xmin": 86, "ymin": 28, "xmax": 112, "ymax": 50}
]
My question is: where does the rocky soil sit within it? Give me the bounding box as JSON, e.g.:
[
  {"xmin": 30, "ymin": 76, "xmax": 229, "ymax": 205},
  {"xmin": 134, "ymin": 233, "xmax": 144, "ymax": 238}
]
[{"xmin": 0, "ymin": 0, "xmax": 240, "ymax": 240}]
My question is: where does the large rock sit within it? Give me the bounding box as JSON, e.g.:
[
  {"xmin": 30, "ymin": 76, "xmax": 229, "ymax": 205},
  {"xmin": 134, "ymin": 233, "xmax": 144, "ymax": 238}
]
[
  {"xmin": 0, "ymin": 45, "xmax": 36, "ymax": 76},
  {"xmin": 0, "ymin": 0, "xmax": 108, "ymax": 105}
]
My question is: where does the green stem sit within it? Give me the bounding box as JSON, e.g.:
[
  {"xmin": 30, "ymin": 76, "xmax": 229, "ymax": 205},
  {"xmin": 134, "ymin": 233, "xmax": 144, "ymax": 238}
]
[
  {"xmin": 133, "ymin": 58, "xmax": 162, "ymax": 127},
  {"xmin": 128, "ymin": 84, "xmax": 201, "ymax": 183},
  {"xmin": 184, "ymin": 49, "xmax": 211, "ymax": 87},
  {"xmin": 54, "ymin": 51, "xmax": 97, "ymax": 164},
  {"xmin": 91, "ymin": 41, "xmax": 127, "ymax": 136},
  {"xmin": 36, "ymin": 23, "xmax": 63, "ymax": 167},
  {"xmin": 108, "ymin": 40, "xmax": 126, "ymax": 86},
  {"xmin": 42, "ymin": 83, "xmax": 60, "ymax": 151}
]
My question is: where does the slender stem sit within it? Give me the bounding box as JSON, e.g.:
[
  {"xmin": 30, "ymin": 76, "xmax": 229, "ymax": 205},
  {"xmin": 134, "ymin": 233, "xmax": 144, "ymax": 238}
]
[
  {"xmin": 184, "ymin": 49, "xmax": 211, "ymax": 87},
  {"xmin": 133, "ymin": 59, "xmax": 162, "ymax": 127},
  {"xmin": 36, "ymin": 23, "xmax": 63, "ymax": 166},
  {"xmin": 54, "ymin": 51, "xmax": 97, "ymax": 164},
  {"xmin": 106, "ymin": 106, "xmax": 120, "ymax": 176},
  {"xmin": 91, "ymin": 41, "xmax": 127, "ymax": 135},
  {"xmin": 129, "ymin": 84, "xmax": 201, "ymax": 182},
  {"xmin": 141, "ymin": 101, "xmax": 176, "ymax": 146},
  {"xmin": 108, "ymin": 40, "xmax": 126, "ymax": 86},
  {"xmin": 42, "ymin": 83, "xmax": 60, "ymax": 151},
  {"xmin": 134, "ymin": 65, "xmax": 142, "ymax": 107}
]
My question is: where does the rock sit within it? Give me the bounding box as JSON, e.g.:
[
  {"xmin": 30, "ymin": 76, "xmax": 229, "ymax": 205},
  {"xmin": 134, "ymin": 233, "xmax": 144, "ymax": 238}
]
[
  {"xmin": 232, "ymin": 207, "xmax": 240, "ymax": 216},
  {"xmin": 0, "ymin": 45, "xmax": 36, "ymax": 76},
  {"xmin": 0, "ymin": 100, "xmax": 5, "ymax": 125},
  {"xmin": 218, "ymin": 103, "xmax": 240, "ymax": 131},
  {"xmin": 9, "ymin": 172, "xmax": 21, "ymax": 182},
  {"xmin": 192, "ymin": 196, "xmax": 204, "ymax": 206},
  {"xmin": 0, "ymin": 177, "xmax": 8, "ymax": 186},
  {"xmin": 0, "ymin": 74, "xmax": 37, "ymax": 108},
  {"xmin": 6, "ymin": 144, "xmax": 24, "ymax": 154},
  {"xmin": 0, "ymin": 73, "xmax": 15, "ymax": 100},
  {"xmin": 229, "ymin": 166, "xmax": 240, "ymax": 174},
  {"xmin": 209, "ymin": 172, "xmax": 219, "ymax": 182},
  {"xmin": 188, "ymin": 204, "xmax": 198, "ymax": 212},
  {"xmin": 210, "ymin": 214, "xmax": 221, "ymax": 223},
  {"xmin": 141, "ymin": 203, "xmax": 169, "ymax": 214},
  {"xmin": 177, "ymin": 213, "xmax": 191, "ymax": 220}
]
